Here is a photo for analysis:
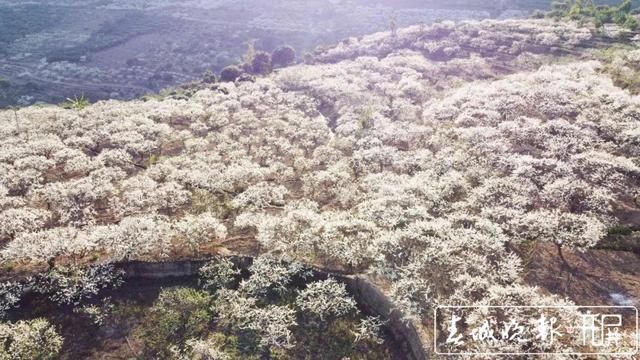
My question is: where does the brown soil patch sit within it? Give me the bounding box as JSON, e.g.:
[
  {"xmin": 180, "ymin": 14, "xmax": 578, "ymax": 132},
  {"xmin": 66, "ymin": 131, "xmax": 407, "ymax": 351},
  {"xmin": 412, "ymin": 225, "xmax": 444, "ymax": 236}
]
[{"xmin": 523, "ymin": 242, "xmax": 640, "ymax": 306}]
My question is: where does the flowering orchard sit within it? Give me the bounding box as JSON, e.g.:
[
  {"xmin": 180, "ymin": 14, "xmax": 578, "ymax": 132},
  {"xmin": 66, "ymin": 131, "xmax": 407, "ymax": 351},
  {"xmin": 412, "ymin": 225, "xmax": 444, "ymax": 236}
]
[{"xmin": 0, "ymin": 19, "xmax": 639, "ymax": 354}]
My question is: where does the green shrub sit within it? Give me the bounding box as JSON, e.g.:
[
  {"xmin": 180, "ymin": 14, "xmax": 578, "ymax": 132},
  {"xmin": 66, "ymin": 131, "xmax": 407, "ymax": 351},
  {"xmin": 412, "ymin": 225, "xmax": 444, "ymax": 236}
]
[
  {"xmin": 272, "ymin": 46, "xmax": 296, "ymax": 67},
  {"xmin": 220, "ymin": 65, "xmax": 242, "ymax": 82},
  {"xmin": 199, "ymin": 258, "xmax": 240, "ymax": 293},
  {"xmin": 202, "ymin": 70, "xmax": 217, "ymax": 84},
  {"xmin": 0, "ymin": 318, "xmax": 63, "ymax": 360},
  {"xmin": 59, "ymin": 94, "xmax": 90, "ymax": 110},
  {"xmin": 532, "ymin": 9, "xmax": 546, "ymax": 19},
  {"xmin": 140, "ymin": 287, "xmax": 213, "ymax": 357},
  {"xmin": 180, "ymin": 333, "xmax": 242, "ymax": 360},
  {"xmin": 608, "ymin": 225, "xmax": 635, "ymax": 236},
  {"xmin": 290, "ymin": 316, "xmax": 390, "ymax": 360},
  {"xmin": 545, "ymin": 0, "xmax": 639, "ymax": 29},
  {"xmin": 623, "ymin": 14, "xmax": 639, "ymax": 29},
  {"xmin": 251, "ymin": 51, "xmax": 272, "ymax": 75}
]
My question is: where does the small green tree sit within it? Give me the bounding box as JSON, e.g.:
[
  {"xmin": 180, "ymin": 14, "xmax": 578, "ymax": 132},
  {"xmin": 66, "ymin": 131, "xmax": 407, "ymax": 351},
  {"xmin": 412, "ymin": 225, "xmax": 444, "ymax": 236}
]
[
  {"xmin": 220, "ymin": 65, "xmax": 242, "ymax": 82},
  {"xmin": 32, "ymin": 264, "xmax": 124, "ymax": 306},
  {"xmin": 199, "ymin": 257, "xmax": 240, "ymax": 293},
  {"xmin": 0, "ymin": 319, "xmax": 63, "ymax": 360},
  {"xmin": 568, "ymin": 1, "xmax": 583, "ymax": 19},
  {"xmin": 545, "ymin": 0, "xmax": 638, "ymax": 29},
  {"xmin": 251, "ymin": 51, "xmax": 272, "ymax": 75},
  {"xmin": 60, "ymin": 94, "xmax": 90, "ymax": 110},
  {"xmin": 532, "ymin": 9, "xmax": 546, "ymax": 18},
  {"xmin": 389, "ymin": 14, "xmax": 398, "ymax": 38},
  {"xmin": 618, "ymin": 0, "xmax": 633, "ymax": 13},
  {"xmin": 272, "ymin": 46, "xmax": 296, "ymax": 68},
  {"xmin": 243, "ymin": 40, "xmax": 256, "ymax": 64},
  {"xmin": 141, "ymin": 287, "xmax": 213, "ymax": 358},
  {"xmin": 295, "ymin": 278, "xmax": 356, "ymax": 321},
  {"xmin": 202, "ymin": 70, "xmax": 217, "ymax": 84},
  {"xmin": 175, "ymin": 333, "xmax": 240, "ymax": 359},
  {"xmin": 549, "ymin": 0, "xmax": 572, "ymax": 18},
  {"xmin": 623, "ymin": 14, "xmax": 639, "ymax": 29}
]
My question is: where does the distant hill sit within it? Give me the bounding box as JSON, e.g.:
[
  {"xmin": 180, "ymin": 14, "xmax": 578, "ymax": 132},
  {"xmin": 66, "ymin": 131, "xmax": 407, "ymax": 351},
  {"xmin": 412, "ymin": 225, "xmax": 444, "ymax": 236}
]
[{"xmin": 0, "ymin": 0, "xmax": 537, "ymax": 107}]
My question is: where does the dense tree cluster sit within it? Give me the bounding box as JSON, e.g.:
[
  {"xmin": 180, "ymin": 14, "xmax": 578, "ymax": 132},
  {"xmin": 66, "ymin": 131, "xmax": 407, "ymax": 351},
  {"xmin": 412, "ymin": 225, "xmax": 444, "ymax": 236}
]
[
  {"xmin": 218, "ymin": 45, "xmax": 297, "ymax": 83},
  {"xmin": 0, "ymin": 264, "xmax": 122, "ymax": 324},
  {"xmin": 31, "ymin": 264, "xmax": 124, "ymax": 306},
  {"xmin": 600, "ymin": 47, "xmax": 640, "ymax": 94},
  {"xmin": 145, "ymin": 256, "xmax": 386, "ymax": 358},
  {"xmin": 0, "ymin": 318, "xmax": 63, "ymax": 360},
  {"xmin": 309, "ymin": 19, "xmax": 592, "ymax": 64},
  {"xmin": 1, "ymin": 18, "xmax": 639, "ymax": 352},
  {"xmin": 548, "ymin": 0, "xmax": 639, "ymax": 30}
]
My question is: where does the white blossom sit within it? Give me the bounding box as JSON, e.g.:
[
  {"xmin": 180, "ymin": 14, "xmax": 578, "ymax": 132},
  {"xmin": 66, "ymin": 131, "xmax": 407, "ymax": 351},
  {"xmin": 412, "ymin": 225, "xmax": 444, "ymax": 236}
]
[
  {"xmin": 198, "ymin": 257, "xmax": 240, "ymax": 292},
  {"xmin": 0, "ymin": 318, "xmax": 63, "ymax": 360},
  {"xmin": 295, "ymin": 278, "xmax": 356, "ymax": 321}
]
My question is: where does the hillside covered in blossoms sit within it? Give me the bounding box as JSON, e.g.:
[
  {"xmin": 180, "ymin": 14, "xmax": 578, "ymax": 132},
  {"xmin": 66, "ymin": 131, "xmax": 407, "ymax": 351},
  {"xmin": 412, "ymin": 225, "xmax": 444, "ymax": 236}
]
[{"xmin": 1, "ymin": 15, "xmax": 640, "ymax": 359}]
